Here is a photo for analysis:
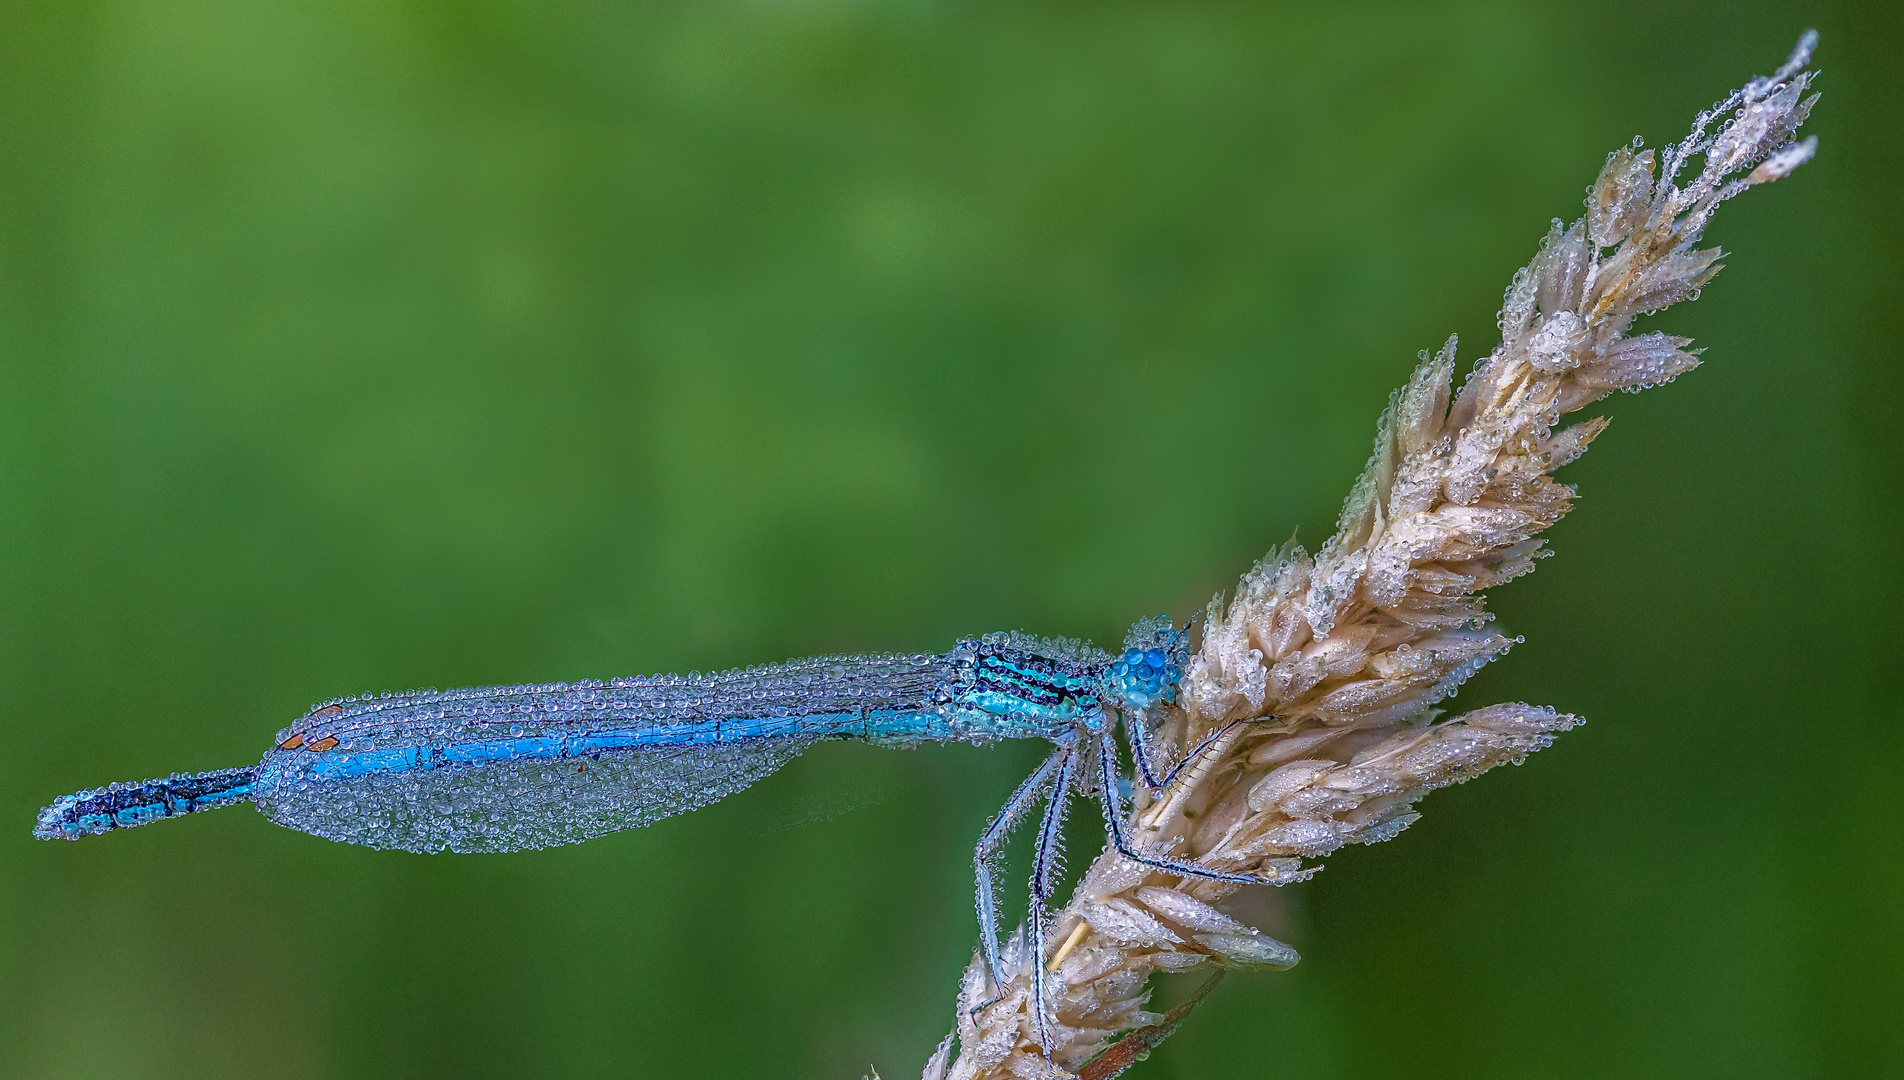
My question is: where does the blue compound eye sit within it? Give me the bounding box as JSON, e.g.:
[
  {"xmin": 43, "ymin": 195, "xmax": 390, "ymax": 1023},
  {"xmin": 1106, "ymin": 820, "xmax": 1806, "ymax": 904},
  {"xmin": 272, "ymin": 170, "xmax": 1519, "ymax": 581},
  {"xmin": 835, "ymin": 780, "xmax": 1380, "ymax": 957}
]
[{"xmin": 1114, "ymin": 615, "xmax": 1187, "ymax": 707}]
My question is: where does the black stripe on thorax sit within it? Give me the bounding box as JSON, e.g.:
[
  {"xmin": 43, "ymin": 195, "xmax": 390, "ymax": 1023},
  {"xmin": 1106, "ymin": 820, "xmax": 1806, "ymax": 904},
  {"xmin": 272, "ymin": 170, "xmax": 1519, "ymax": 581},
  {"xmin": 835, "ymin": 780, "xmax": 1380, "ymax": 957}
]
[{"xmin": 970, "ymin": 649, "xmax": 1101, "ymax": 709}]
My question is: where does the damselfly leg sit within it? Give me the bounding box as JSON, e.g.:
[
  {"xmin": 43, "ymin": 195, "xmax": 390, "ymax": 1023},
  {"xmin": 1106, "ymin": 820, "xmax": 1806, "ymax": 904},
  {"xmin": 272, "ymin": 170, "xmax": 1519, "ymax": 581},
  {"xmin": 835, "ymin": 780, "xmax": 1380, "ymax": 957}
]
[
  {"xmin": 1095, "ymin": 728, "xmax": 1268, "ymax": 886},
  {"xmin": 1025, "ymin": 744, "xmax": 1077, "ymax": 1054},
  {"xmin": 1125, "ymin": 710, "xmax": 1244, "ymax": 796},
  {"xmin": 971, "ymin": 743, "xmax": 1069, "ymax": 1014}
]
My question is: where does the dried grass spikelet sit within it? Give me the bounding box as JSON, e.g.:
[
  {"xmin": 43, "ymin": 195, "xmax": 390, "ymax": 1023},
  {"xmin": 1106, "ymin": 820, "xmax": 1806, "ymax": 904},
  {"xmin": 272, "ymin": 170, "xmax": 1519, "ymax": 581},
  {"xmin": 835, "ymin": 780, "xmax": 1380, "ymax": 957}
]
[{"xmin": 922, "ymin": 32, "xmax": 1819, "ymax": 1080}]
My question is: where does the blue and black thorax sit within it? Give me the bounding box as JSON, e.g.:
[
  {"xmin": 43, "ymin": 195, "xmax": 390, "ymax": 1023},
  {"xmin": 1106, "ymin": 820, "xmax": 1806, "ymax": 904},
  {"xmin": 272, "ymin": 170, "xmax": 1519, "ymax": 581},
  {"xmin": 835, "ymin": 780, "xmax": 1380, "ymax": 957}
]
[
  {"xmin": 944, "ymin": 633, "xmax": 1109, "ymax": 733},
  {"xmin": 937, "ymin": 616, "xmax": 1187, "ymax": 738}
]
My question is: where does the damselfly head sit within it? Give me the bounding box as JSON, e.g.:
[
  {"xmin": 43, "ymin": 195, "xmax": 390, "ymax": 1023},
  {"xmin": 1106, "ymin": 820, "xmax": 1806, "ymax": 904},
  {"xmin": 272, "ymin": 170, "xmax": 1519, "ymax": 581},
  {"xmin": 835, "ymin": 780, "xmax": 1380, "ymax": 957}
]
[{"xmin": 1107, "ymin": 614, "xmax": 1189, "ymax": 710}]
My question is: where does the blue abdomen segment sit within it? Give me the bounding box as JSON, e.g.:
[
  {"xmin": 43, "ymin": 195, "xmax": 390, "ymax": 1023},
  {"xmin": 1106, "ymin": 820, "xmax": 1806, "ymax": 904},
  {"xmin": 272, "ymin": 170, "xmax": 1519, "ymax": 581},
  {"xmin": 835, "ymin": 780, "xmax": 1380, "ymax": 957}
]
[
  {"xmin": 34, "ymin": 766, "xmax": 257, "ymax": 840},
  {"xmin": 298, "ymin": 711, "xmax": 955, "ymax": 783}
]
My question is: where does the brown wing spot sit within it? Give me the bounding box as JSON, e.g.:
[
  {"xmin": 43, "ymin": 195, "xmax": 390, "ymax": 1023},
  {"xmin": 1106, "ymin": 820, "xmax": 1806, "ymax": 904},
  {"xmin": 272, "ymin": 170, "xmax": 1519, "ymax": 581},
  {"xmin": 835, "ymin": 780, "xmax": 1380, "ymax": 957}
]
[
  {"xmin": 311, "ymin": 705, "xmax": 345, "ymax": 721},
  {"xmin": 278, "ymin": 733, "xmax": 306, "ymax": 750},
  {"xmin": 307, "ymin": 736, "xmax": 340, "ymax": 753}
]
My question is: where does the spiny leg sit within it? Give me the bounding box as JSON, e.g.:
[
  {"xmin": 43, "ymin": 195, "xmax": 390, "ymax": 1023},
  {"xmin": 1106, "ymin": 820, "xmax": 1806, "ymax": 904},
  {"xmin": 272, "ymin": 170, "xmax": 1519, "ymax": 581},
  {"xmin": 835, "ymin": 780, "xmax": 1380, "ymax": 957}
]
[
  {"xmin": 1026, "ymin": 746, "xmax": 1076, "ymax": 1057},
  {"xmin": 1095, "ymin": 730, "xmax": 1269, "ymax": 886},
  {"xmin": 1030, "ymin": 747, "xmax": 1076, "ymax": 906},
  {"xmin": 1123, "ymin": 706, "xmax": 1166, "ymax": 791},
  {"xmin": 1124, "ymin": 714, "xmax": 1244, "ymax": 795},
  {"xmin": 972, "ymin": 745, "xmax": 1067, "ymax": 1011}
]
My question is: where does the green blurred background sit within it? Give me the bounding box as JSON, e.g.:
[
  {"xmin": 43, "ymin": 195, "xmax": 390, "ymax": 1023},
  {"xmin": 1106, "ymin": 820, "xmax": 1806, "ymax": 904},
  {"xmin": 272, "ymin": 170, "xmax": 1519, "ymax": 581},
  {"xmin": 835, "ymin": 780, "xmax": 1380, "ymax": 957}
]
[{"xmin": 2, "ymin": 1, "xmax": 1897, "ymax": 1077}]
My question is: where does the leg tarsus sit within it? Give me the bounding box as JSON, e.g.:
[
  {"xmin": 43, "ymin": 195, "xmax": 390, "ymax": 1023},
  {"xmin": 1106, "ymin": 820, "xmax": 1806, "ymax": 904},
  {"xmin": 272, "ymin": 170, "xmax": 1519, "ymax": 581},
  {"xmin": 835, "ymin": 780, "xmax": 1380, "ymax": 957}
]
[
  {"xmin": 1125, "ymin": 711, "xmax": 1242, "ymax": 795},
  {"xmin": 1095, "ymin": 731, "xmax": 1269, "ymax": 886},
  {"xmin": 1155, "ymin": 719, "xmax": 1244, "ymax": 793}
]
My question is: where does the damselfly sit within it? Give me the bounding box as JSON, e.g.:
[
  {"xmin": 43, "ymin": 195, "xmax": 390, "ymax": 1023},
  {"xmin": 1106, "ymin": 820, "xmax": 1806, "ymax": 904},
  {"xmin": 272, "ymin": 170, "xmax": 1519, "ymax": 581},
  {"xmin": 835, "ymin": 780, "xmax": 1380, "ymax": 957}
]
[{"xmin": 35, "ymin": 613, "xmax": 1260, "ymax": 1047}]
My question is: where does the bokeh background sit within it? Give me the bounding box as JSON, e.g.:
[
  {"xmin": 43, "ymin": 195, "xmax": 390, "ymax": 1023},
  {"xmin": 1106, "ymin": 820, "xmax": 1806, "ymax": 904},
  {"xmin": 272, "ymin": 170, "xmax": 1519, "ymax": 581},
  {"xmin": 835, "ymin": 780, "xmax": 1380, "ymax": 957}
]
[{"xmin": 2, "ymin": 1, "xmax": 1897, "ymax": 1077}]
